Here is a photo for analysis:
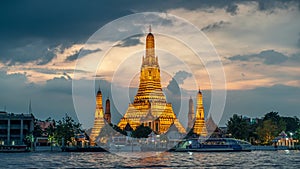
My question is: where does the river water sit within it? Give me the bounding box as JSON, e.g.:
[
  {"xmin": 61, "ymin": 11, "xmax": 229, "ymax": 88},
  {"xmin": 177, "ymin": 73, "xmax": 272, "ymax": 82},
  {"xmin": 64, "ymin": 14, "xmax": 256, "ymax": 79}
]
[{"xmin": 0, "ymin": 150, "xmax": 299, "ymax": 168}]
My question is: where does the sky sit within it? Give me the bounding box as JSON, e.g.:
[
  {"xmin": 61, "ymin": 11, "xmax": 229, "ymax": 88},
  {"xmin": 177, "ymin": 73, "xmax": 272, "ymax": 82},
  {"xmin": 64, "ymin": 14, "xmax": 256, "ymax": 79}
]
[{"xmin": 0, "ymin": 0, "xmax": 300, "ymax": 129}]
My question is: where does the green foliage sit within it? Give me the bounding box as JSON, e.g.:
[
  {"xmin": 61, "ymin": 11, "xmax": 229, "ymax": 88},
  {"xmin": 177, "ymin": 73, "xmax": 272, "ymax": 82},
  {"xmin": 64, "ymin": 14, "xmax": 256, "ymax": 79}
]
[
  {"xmin": 131, "ymin": 124, "xmax": 152, "ymax": 138},
  {"xmin": 225, "ymin": 111, "xmax": 299, "ymax": 145},
  {"xmin": 263, "ymin": 112, "xmax": 280, "ymax": 122},
  {"xmin": 294, "ymin": 128, "xmax": 300, "ymax": 144},
  {"xmin": 32, "ymin": 119, "xmax": 43, "ymax": 138},
  {"xmin": 53, "ymin": 114, "xmax": 83, "ymax": 145},
  {"xmin": 226, "ymin": 114, "xmax": 251, "ymax": 140},
  {"xmin": 256, "ymin": 119, "xmax": 278, "ymax": 144},
  {"xmin": 281, "ymin": 116, "xmax": 300, "ymax": 132},
  {"xmin": 263, "ymin": 111, "xmax": 286, "ymax": 132}
]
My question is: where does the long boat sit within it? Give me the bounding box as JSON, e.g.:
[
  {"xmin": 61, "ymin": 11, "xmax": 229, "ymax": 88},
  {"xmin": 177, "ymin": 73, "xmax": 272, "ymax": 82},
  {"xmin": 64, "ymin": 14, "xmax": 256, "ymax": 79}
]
[
  {"xmin": 62, "ymin": 146, "xmax": 108, "ymax": 152},
  {"xmin": 0, "ymin": 145, "xmax": 29, "ymax": 153},
  {"xmin": 169, "ymin": 138, "xmax": 252, "ymax": 152}
]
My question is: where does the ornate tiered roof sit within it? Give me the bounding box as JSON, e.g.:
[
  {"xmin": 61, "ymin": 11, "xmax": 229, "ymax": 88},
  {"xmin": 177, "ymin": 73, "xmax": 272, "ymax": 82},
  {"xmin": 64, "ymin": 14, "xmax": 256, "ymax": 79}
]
[{"xmin": 118, "ymin": 28, "xmax": 186, "ymax": 134}]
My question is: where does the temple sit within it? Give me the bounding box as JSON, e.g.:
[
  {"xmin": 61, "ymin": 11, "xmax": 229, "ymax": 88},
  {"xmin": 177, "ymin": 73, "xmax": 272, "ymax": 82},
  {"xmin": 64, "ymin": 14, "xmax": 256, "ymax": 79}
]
[
  {"xmin": 89, "ymin": 88, "xmax": 106, "ymax": 145},
  {"xmin": 118, "ymin": 28, "xmax": 186, "ymax": 134},
  {"xmin": 192, "ymin": 90, "xmax": 207, "ymax": 136}
]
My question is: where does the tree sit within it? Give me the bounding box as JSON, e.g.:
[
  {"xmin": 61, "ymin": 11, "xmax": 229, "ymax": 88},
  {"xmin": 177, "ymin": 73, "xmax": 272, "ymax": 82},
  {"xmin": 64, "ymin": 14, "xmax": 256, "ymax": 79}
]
[
  {"xmin": 131, "ymin": 124, "xmax": 152, "ymax": 138},
  {"xmin": 263, "ymin": 112, "xmax": 280, "ymax": 122},
  {"xmin": 281, "ymin": 116, "xmax": 300, "ymax": 132},
  {"xmin": 54, "ymin": 114, "xmax": 82, "ymax": 145},
  {"xmin": 226, "ymin": 114, "xmax": 251, "ymax": 140},
  {"xmin": 32, "ymin": 118, "xmax": 43, "ymax": 138},
  {"xmin": 294, "ymin": 128, "xmax": 300, "ymax": 144},
  {"xmin": 256, "ymin": 119, "xmax": 278, "ymax": 144}
]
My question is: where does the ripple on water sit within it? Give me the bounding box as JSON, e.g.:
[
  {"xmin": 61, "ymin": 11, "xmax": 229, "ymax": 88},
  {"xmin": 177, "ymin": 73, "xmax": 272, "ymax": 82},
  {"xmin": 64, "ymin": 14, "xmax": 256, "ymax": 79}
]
[{"xmin": 0, "ymin": 151, "xmax": 299, "ymax": 168}]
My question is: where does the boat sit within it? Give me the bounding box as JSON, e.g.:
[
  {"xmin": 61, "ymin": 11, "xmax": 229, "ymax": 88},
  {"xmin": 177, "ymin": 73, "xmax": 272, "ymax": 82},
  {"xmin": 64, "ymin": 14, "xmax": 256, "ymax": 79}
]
[
  {"xmin": 62, "ymin": 146, "xmax": 108, "ymax": 152},
  {"xmin": 109, "ymin": 136, "xmax": 141, "ymax": 152},
  {"xmin": 0, "ymin": 145, "xmax": 29, "ymax": 153},
  {"xmin": 169, "ymin": 138, "xmax": 252, "ymax": 152}
]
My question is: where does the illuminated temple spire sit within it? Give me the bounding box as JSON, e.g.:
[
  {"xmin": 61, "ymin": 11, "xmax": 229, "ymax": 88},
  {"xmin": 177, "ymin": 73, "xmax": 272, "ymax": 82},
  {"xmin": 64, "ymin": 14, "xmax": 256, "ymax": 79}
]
[
  {"xmin": 193, "ymin": 89, "xmax": 207, "ymax": 136},
  {"xmin": 118, "ymin": 27, "xmax": 186, "ymax": 134},
  {"xmin": 90, "ymin": 87, "xmax": 106, "ymax": 146},
  {"xmin": 187, "ymin": 96, "xmax": 195, "ymax": 129},
  {"xmin": 104, "ymin": 97, "xmax": 111, "ymax": 124}
]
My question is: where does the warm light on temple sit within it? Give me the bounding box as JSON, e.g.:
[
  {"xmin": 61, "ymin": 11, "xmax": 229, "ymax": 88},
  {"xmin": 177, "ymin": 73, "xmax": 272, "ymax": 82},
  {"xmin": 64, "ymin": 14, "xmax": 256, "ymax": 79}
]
[
  {"xmin": 90, "ymin": 88, "xmax": 106, "ymax": 146},
  {"xmin": 118, "ymin": 29, "xmax": 186, "ymax": 134}
]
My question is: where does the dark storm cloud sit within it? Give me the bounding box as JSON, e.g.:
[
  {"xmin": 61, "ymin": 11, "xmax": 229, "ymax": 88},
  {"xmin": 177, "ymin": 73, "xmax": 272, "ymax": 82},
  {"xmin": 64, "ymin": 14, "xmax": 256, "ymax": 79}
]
[
  {"xmin": 1, "ymin": 0, "xmax": 297, "ymax": 43},
  {"xmin": 226, "ymin": 3, "xmax": 239, "ymax": 15},
  {"xmin": 0, "ymin": 40, "xmax": 58, "ymax": 66},
  {"xmin": 201, "ymin": 21, "xmax": 230, "ymax": 32},
  {"xmin": 1, "ymin": 0, "xmax": 298, "ymax": 65},
  {"xmin": 114, "ymin": 34, "xmax": 144, "ymax": 47},
  {"xmin": 66, "ymin": 48, "xmax": 102, "ymax": 62},
  {"xmin": 229, "ymin": 50, "xmax": 289, "ymax": 65}
]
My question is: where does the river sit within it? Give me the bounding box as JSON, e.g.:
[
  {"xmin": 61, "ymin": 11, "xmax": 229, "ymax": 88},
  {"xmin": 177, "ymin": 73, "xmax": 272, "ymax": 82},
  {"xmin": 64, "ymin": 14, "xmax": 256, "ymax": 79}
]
[{"xmin": 0, "ymin": 150, "xmax": 299, "ymax": 168}]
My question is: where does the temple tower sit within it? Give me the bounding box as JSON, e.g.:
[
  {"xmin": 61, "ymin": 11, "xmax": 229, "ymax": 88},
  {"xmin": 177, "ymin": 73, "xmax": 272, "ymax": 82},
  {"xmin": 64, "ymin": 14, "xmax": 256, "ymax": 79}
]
[
  {"xmin": 104, "ymin": 97, "xmax": 111, "ymax": 124},
  {"xmin": 90, "ymin": 88, "xmax": 106, "ymax": 146},
  {"xmin": 193, "ymin": 90, "xmax": 207, "ymax": 136},
  {"xmin": 118, "ymin": 27, "xmax": 186, "ymax": 134},
  {"xmin": 187, "ymin": 97, "xmax": 195, "ymax": 129}
]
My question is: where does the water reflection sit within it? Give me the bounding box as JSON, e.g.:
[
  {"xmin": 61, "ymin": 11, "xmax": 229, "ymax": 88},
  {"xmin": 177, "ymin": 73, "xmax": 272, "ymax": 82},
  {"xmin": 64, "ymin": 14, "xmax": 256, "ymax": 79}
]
[{"xmin": 0, "ymin": 151, "xmax": 299, "ymax": 168}]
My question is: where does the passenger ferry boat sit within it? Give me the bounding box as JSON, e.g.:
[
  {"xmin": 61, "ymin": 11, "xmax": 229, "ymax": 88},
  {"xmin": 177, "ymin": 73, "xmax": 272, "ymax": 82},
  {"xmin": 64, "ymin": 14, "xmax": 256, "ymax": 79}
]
[
  {"xmin": 170, "ymin": 138, "xmax": 252, "ymax": 152},
  {"xmin": 0, "ymin": 145, "xmax": 28, "ymax": 153}
]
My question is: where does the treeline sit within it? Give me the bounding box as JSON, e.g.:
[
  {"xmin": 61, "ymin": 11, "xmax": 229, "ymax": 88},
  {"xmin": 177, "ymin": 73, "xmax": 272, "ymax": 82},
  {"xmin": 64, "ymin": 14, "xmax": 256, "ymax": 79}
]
[
  {"xmin": 226, "ymin": 112, "xmax": 300, "ymax": 145},
  {"xmin": 24, "ymin": 114, "xmax": 83, "ymax": 146},
  {"xmin": 25, "ymin": 114, "xmax": 155, "ymax": 147}
]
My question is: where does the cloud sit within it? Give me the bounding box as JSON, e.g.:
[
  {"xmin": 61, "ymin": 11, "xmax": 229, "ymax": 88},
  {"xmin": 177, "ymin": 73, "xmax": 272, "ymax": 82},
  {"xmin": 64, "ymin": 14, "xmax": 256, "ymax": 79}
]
[
  {"xmin": 226, "ymin": 3, "xmax": 239, "ymax": 15},
  {"xmin": 229, "ymin": 50, "xmax": 289, "ymax": 65},
  {"xmin": 167, "ymin": 70, "xmax": 192, "ymax": 94},
  {"xmin": 66, "ymin": 48, "xmax": 101, "ymax": 61},
  {"xmin": 201, "ymin": 21, "xmax": 230, "ymax": 32},
  {"xmin": 1, "ymin": 0, "xmax": 300, "ymax": 128},
  {"xmin": 114, "ymin": 34, "xmax": 144, "ymax": 47},
  {"xmin": 0, "ymin": 40, "xmax": 59, "ymax": 66}
]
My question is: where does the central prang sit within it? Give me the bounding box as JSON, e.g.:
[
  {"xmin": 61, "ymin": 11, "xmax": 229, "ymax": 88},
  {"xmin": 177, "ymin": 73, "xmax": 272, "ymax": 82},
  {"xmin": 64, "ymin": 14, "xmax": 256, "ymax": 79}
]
[{"xmin": 118, "ymin": 29, "xmax": 186, "ymax": 134}]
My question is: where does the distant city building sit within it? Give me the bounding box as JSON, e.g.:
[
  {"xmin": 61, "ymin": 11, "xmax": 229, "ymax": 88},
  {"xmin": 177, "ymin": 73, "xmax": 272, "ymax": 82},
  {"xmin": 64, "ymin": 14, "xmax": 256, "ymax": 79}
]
[
  {"xmin": 0, "ymin": 111, "xmax": 34, "ymax": 145},
  {"xmin": 187, "ymin": 97, "xmax": 195, "ymax": 130},
  {"xmin": 118, "ymin": 28, "xmax": 186, "ymax": 134},
  {"xmin": 104, "ymin": 97, "xmax": 111, "ymax": 124},
  {"xmin": 90, "ymin": 88, "xmax": 106, "ymax": 146},
  {"xmin": 192, "ymin": 90, "xmax": 207, "ymax": 136}
]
